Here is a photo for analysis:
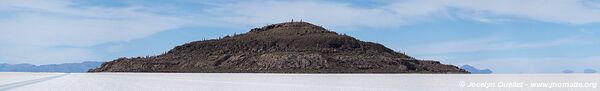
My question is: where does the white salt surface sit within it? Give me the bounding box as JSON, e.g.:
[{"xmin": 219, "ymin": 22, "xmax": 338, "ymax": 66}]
[
  {"xmin": 1, "ymin": 73, "xmax": 599, "ymax": 91},
  {"xmin": 0, "ymin": 72, "xmax": 63, "ymax": 85}
]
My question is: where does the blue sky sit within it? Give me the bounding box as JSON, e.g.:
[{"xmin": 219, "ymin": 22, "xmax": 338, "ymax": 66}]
[{"xmin": 0, "ymin": 0, "xmax": 599, "ymax": 73}]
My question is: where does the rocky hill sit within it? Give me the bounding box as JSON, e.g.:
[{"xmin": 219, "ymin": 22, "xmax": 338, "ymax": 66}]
[{"xmin": 89, "ymin": 22, "xmax": 468, "ymax": 73}]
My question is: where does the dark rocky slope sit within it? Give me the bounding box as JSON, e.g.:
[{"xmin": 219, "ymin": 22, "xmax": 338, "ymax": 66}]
[{"xmin": 89, "ymin": 22, "xmax": 468, "ymax": 73}]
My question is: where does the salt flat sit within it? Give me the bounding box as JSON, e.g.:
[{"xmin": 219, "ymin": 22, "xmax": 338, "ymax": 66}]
[
  {"xmin": 1, "ymin": 73, "xmax": 599, "ymax": 91},
  {"xmin": 0, "ymin": 73, "xmax": 63, "ymax": 86}
]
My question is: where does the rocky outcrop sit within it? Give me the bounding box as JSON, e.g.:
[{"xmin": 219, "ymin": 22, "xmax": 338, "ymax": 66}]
[{"xmin": 89, "ymin": 22, "xmax": 468, "ymax": 73}]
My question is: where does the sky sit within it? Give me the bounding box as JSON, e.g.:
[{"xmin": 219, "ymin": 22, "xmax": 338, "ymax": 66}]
[{"xmin": 0, "ymin": 0, "xmax": 599, "ymax": 73}]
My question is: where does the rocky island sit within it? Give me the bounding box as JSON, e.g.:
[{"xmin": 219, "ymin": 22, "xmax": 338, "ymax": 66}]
[{"xmin": 89, "ymin": 22, "xmax": 468, "ymax": 73}]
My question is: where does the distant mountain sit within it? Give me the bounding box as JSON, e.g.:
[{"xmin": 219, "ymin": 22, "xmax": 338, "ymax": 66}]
[
  {"xmin": 0, "ymin": 61, "xmax": 102, "ymax": 73},
  {"xmin": 584, "ymin": 69, "xmax": 597, "ymax": 73},
  {"xmin": 562, "ymin": 69, "xmax": 574, "ymax": 73},
  {"xmin": 460, "ymin": 65, "xmax": 492, "ymax": 74},
  {"xmin": 90, "ymin": 22, "xmax": 468, "ymax": 73}
]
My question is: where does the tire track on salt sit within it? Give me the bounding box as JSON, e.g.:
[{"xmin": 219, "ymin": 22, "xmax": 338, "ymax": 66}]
[{"xmin": 0, "ymin": 73, "xmax": 69, "ymax": 91}]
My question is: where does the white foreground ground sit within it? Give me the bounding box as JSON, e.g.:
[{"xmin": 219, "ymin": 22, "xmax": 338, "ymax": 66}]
[{"xmin": 1, "ymin": 73, "xmax": 599, "ymax": 91}]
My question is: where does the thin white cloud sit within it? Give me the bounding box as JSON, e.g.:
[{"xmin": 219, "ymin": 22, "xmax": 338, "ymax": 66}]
[
  {"xmin": 0, "ymin": 1, "xmax": 188, "ymax": 47},
  {"xmin": 405, "ymin": 37, "xmax": 578, "ymax": 55},
  {"xmin": 210, "ymin": 1, "xmax": 405, "ymax": 28},
  {"xmin": 446, "ymin": 0, "xmax": 600, "ymax": 24},
  {"xmin": 1, "ymin": 0, "xmax": 599, "ymax": 64},
  {"xmin": 0, "ymin": 0, "xmax": 190, "ymax": 64},
  {"xmin": 211, "ymin": 0, "xmax": 600, "ymax": 26}
]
